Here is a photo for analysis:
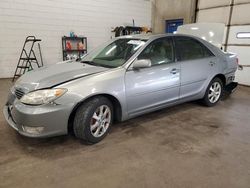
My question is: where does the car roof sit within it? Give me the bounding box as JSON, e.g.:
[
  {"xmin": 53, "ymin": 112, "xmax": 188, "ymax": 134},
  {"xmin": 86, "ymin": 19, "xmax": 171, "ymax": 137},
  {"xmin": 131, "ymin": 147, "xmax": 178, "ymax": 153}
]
[
  {"xmin": 117, "ymin": 33, "xmax": 194, "ymax": 40},
  {"xmin": 118, "ymin": 33, "xmax": 223, "ymax": 60}
]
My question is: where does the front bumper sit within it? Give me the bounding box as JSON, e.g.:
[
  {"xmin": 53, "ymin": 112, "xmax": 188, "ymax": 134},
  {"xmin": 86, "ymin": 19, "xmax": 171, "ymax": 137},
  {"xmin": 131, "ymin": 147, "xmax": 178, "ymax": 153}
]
[{"xmin": 3, "ymin": 99, "xmax": 73, "ymax": 138}]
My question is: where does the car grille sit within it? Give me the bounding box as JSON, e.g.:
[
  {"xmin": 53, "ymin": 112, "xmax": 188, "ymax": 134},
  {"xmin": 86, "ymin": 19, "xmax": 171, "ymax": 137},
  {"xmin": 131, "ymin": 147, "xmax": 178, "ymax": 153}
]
[{"xmin": 15, "ymin": 88, "xmax": 25, "ymax": 99}]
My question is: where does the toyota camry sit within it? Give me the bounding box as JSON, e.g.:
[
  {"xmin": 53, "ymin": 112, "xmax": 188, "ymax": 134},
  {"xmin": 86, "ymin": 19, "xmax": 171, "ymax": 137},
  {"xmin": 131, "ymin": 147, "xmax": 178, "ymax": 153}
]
[{"xmin": 3, "ymin": 33, "xmax": 238, "ymax": 143}]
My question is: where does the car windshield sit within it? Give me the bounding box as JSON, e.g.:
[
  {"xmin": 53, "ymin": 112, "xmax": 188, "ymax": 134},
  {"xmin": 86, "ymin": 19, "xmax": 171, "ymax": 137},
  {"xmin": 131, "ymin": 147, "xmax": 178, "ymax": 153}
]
[{"xmin": 81, "ymin": 38, "xmax": 147, "ymax": 68}]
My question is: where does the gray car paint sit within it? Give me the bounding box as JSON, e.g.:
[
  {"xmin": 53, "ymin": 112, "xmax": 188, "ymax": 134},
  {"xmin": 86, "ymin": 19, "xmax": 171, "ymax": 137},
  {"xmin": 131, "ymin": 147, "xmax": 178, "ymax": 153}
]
[
  {"xmin": 3, "ymin": 34, "xmax": 238, "ymax": 138},
  {"xmin": 15, "ymin": 60, "xmax": 109, "ymax": 91}
]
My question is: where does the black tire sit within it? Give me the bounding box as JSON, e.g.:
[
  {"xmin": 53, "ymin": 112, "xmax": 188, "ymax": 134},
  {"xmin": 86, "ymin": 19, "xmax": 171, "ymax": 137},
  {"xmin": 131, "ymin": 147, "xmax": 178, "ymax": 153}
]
[
  {"xmin": 73, "ymin": 96, "xmax": 113, "ymax": 143},
  {"xmin": 202, "ymin": 77, "xmax": 223, "ymax": 107}
]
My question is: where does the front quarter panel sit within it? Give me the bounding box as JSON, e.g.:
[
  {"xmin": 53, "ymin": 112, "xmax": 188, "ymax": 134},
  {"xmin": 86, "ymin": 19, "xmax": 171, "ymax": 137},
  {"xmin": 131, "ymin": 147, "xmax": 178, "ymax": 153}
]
[{"xmin": 54, "ymin": 68, "xmax": 128, "ymax": 120}]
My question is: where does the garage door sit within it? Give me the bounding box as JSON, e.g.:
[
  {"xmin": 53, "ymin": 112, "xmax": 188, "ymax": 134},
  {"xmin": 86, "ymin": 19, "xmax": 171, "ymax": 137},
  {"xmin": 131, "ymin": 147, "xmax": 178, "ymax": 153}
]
[{"xmin": 196, "ymin": 0, "xmax": 250, "ymax": 86}]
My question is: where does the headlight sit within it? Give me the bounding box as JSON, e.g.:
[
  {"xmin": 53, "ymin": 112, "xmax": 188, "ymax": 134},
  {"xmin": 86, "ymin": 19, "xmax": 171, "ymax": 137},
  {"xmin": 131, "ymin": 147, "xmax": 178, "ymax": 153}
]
[{"xmin": 20, "ymin": 88, "xmax": 67, "ymax": 105}]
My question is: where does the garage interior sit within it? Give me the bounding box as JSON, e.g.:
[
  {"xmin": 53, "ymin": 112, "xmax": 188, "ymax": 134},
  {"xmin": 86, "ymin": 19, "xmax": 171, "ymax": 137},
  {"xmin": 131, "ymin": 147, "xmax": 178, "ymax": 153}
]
[{"xmin": 0, "ymin": 0, "xmax": 250, "ymax": 187}]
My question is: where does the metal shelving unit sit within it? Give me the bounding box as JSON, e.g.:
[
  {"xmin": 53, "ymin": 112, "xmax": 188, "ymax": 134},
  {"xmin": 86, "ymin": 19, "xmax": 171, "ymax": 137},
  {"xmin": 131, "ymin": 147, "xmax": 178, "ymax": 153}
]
[{"xmin": 62, "ymin": 36, "xmax": 87, "ymax": 60}]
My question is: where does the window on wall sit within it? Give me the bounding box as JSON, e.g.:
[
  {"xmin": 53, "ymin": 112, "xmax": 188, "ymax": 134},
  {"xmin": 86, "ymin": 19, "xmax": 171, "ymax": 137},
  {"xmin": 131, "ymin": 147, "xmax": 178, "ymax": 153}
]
[
  {"xmin": 237, "ymin": 32, "xmax": 250, "ymax": 39},
  {"xmin": 138, "ymin": 38, "xmax": 174, "ymax": 66},
  {"xmin": 175, "ymin": 37, "xmax": 214, "ymax": 61}
]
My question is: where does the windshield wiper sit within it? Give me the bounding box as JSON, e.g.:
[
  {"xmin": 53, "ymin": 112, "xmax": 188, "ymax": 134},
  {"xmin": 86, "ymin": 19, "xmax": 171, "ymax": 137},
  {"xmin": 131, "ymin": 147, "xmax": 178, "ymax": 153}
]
[
  {"xmin": 81, "ymin": 61, "xmax": 98, "ymax": 66},
  {"xmin": 81, "ymin": 61, "xmax": 114, "ymax": 68}
]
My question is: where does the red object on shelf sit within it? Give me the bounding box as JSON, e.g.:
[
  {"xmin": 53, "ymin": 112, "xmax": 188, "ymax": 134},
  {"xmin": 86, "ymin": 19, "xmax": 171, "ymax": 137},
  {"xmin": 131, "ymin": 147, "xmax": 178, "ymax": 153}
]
[
  {"xmin": 66, "ymin": 41, "xmax": 72, "ymax": 50},
  {"xmin": 77, "ymin": 42, "xmax": 84, "ymax": 50}
]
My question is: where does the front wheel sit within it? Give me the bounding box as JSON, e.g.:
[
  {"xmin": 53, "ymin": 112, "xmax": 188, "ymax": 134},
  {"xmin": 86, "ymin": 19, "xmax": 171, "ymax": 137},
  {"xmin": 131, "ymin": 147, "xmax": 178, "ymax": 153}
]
[
  {"xmin": 202, "ymin": 78, "xmax": 223, "ymax": 107},
  {"xmin": 73, "ymin": 96, "xmax": 113, "ymax": 143}
]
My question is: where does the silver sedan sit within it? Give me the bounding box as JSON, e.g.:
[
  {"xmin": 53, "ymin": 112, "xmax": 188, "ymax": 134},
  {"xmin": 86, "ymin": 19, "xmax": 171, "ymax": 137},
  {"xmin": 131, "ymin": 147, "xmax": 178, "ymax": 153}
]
[{"xmin": 3, "ymin": 34, "xmax": 238, "ymax": 143}]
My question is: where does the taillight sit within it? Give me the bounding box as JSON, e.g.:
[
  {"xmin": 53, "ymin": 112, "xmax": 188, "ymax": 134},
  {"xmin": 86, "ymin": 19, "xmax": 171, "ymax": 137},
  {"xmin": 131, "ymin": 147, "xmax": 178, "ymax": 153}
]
[{"xmin": 236, "ymin": 57, "xmax": 239, "ymax": 65}]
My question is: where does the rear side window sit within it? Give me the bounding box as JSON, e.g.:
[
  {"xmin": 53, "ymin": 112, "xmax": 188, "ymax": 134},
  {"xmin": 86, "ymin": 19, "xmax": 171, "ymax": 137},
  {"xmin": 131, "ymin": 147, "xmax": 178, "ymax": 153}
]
[{"xmin": 175, "ymin": 37, "xmax": 214, "ymax": 61}]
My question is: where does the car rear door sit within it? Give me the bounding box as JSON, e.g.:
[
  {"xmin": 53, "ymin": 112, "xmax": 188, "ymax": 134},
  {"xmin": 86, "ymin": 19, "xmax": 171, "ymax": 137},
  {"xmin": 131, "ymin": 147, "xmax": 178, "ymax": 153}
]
[
  {"xmin": 125, "ymin": 37, "xmax": 181, "ymax": 117},
  {"xmin": 174, "ymin": 36, "xmax": 218, "ymax": 99}
]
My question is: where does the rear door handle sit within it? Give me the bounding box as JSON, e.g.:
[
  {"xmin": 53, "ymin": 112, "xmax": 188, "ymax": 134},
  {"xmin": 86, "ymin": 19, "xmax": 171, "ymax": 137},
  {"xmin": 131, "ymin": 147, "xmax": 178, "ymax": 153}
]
[
  {"xmin": 170, "ymin": 68, "xmax": 179, "ymax": 74},
  {"xmin": 209, "ymin": 61, "xmax": 216, "ymax": 66}
]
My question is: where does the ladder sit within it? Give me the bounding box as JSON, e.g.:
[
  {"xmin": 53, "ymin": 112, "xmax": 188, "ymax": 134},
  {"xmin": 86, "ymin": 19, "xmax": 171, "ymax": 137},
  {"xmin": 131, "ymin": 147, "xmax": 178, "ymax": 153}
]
[{"xmin": 12, "ymin": 36, "xmax": 43, "ymax": 82}]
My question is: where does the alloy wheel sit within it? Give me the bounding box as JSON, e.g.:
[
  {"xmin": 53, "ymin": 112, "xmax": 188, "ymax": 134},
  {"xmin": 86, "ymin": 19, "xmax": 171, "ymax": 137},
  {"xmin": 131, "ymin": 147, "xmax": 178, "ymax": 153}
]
[
  {"xmin": 208, "ymin": 82, "xmax": 222, "ymax": 103},
  {"xmin": 90, "ymin": 105, "xmax": 111, "ymax": 138}
]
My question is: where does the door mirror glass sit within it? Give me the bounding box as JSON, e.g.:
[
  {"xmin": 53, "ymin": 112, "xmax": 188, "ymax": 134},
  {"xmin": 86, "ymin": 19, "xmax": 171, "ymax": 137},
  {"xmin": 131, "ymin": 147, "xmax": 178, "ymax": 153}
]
[{"xmin": 132, "ymin": 59, "xmax": 151, "ymax": 69}]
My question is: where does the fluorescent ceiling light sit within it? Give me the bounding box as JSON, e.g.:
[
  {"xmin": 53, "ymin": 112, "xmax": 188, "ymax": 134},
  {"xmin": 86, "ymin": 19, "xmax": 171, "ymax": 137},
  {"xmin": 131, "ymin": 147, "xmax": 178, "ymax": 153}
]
[
  {"xmin": 201, "ymin": 36, "xmax": 206, "ymax": 40},
  {"xmin": 105, "ymin": 45, "xmax": 117, "ymax": 55},
  {"xmin": 191, "ymin": 27, "xmax": 199, "ymax": 30},
  {"xmin": 209, "ymin": 31, "xmax": 214, "ymax": 37}
]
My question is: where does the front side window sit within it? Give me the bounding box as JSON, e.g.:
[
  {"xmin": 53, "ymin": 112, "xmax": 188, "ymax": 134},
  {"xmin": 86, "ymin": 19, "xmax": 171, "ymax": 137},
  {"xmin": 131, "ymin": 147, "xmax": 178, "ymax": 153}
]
[
  {"xmin": 82, "ymin": 39, "xmax": 146, "ymax": 68},
  {"xmin": 138, "ymin": 38, "xmax": 174, "ymax": 66},
  {"xmin": 175, "ymin": 37, "xmax": 214, "ymax": 61}
]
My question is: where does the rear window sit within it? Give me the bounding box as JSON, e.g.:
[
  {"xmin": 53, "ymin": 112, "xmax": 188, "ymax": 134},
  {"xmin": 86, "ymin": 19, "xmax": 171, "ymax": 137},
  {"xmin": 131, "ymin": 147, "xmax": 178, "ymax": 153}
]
[{"xmin": 175, "ymin": 37, "xmax": 214, "ymax": 61}]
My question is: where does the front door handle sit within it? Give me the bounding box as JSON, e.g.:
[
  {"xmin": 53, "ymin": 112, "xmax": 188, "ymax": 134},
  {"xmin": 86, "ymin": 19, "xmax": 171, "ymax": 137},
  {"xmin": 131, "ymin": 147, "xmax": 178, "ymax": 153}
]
[{"xmin": 170, "ymin": 68, "xmax": 179, "ymax": 74}]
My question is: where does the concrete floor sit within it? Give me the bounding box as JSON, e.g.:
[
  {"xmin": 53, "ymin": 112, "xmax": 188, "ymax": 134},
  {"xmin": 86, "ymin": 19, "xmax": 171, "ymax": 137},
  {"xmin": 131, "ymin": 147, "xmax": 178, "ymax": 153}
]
[{"xmin": 0, "ymin": 79, "xmax": 250, "ymax": 188}]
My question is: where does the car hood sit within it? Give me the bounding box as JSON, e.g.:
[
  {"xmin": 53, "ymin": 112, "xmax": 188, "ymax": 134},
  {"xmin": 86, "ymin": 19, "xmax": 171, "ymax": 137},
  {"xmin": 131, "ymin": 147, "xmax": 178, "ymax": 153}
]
[
  {"xmin": 15, "ymin": 61, "xmax": 109, "ymax": 91},
  {"xmin": 176, "ymin": 23, "xmax": 225, "ymax": 48}
]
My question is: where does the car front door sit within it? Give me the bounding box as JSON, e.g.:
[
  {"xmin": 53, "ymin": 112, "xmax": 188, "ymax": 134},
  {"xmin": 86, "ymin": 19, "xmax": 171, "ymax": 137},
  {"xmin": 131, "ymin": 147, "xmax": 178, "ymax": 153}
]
[
  {"xmin": 174, "ymin": 36, "xmax": 217, "ymax": 99},
  {"xmin": 125, "ymin": 37, "xmax": 181, "ymax": 117}
]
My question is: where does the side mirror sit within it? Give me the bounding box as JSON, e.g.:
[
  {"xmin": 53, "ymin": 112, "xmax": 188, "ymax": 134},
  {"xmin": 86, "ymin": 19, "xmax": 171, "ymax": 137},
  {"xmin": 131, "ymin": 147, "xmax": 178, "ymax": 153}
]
[{"xmin": 132, "ymin": 59, "xmax": 151, "ymax": 69}]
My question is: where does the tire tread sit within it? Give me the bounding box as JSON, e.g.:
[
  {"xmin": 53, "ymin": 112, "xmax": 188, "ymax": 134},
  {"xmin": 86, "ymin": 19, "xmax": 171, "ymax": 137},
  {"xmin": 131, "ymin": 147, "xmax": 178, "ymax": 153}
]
[{"xmin": 73, "ymin": 96, "xmax": 113, "ymax": 143}]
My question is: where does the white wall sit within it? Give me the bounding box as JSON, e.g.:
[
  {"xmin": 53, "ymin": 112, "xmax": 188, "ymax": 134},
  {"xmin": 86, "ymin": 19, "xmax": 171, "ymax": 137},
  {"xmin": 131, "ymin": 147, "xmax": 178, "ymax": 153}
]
[{"xmin": 0, "ymin": 0, "xmax": 151, "ymax": 78}]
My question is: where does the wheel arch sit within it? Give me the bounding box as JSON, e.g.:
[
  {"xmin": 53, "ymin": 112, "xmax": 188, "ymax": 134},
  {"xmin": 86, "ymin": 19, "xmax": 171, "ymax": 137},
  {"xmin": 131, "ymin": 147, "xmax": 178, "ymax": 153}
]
[
  {"xmin": 213, "ymin": 74, "xmax": 226, "ymax": 86},
  {"xmin": 201, "ymin": 73, "xmax": 226, "ymax": 99},
  {"xmin": 67, "ymin": 94, "xmax": 122, "ymax": 133}
]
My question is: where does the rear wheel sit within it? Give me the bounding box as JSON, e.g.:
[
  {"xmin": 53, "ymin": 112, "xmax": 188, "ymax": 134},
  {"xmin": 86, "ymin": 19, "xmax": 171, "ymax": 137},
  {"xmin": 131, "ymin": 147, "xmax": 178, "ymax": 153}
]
[
  {"xmin": 73, "ymin": 96, "xmax": 113, "ymax": 143},
  {"xmin": 202, "ymin": 77, "xmax": 223, "ymax": 107}
]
